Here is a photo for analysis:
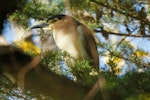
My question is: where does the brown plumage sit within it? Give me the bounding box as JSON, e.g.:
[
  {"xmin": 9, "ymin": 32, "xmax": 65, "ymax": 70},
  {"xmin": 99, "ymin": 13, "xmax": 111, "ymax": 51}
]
[{"xmin": 31, "ymin": 14, "xmax": 99, "ymax": 70}]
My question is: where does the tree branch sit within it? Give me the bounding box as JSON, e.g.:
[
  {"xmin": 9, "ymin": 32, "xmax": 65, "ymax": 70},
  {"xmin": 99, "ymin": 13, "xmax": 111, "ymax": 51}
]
[
  {"xmin": 90, "ymin": 0, "xmax": 150, "ymax": 26},
  {"xmin": 95, "ymin": 29, "xmax": 150, "ymax": 38},
  {"xmin": 0, "ymin": 46, "xmax": 100, "ymax": 100}
]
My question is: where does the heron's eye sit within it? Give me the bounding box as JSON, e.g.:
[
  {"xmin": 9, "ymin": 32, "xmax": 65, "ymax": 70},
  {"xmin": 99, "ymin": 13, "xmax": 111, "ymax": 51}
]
[{"xmin": 48, "ymin": 18, "xmax": 59, "ymax": 24}]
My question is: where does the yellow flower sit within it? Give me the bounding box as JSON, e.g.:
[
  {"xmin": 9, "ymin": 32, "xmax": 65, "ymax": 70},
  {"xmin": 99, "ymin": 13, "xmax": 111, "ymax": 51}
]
[
  {"xmin": 113, "ymin": 57, "xmax": 122, "ymax": 64},
  {"xmin": 14, "ymin": 41, "xmax": 40, "ymax": 56},
  {"xmin": 134, "ymin": 50, "xmax": 148, "ymax": 57}
]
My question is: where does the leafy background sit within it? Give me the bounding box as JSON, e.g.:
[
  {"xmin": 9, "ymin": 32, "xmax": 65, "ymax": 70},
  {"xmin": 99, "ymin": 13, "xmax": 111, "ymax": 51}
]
[{"xmin": 0, "ymin": 0, "xmax": 150, "ymax": 99}]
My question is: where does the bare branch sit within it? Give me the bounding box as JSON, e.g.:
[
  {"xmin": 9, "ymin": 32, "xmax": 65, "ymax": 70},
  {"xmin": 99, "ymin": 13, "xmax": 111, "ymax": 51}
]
[
  {"xmin": 90, "ymin": 0, "xmax": 150, "ymax": 26},
  {"xmin": 95, "ymin": 29, "xmax": 150, "ymax": 38}
]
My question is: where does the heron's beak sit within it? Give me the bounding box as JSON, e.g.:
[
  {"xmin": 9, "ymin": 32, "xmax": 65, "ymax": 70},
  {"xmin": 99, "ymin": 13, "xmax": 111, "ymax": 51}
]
[{"xmin": 30, "ymin": 23, "xmax": 49, "ymax": 29}]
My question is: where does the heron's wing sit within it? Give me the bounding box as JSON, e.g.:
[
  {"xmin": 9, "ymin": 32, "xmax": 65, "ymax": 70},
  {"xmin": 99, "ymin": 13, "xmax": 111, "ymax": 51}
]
[{"xmin": 77, "ymin": 24, "xmax": 99, "ymax": 69}]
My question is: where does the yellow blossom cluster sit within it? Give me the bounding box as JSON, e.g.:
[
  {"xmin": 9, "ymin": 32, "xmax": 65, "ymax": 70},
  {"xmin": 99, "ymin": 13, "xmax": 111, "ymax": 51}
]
[
  {"xmin": 134, "ymin": 50, "xmax": 148, "ymax": 57},
  {"xmin": 14, "ymin": 41, "xmax": 40, "ymax": 56}
]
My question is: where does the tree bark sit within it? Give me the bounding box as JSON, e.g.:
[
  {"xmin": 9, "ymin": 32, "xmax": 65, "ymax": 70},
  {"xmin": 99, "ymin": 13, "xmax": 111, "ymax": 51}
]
[{"xmin": 0, "ymin": 46, "xmax": 101, "ymax": 100}]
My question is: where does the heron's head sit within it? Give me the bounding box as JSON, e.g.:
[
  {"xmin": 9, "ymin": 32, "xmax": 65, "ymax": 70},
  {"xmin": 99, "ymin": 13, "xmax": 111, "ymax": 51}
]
[{"xmin": 30, "ymin": 14, "xmax": 66, "ymax": 30}]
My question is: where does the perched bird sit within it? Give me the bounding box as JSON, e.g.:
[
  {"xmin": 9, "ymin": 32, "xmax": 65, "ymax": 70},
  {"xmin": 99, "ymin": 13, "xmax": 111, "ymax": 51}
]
[{"xmin": 31, "ymin": 14, "xmax": 99, "ymax": 70}]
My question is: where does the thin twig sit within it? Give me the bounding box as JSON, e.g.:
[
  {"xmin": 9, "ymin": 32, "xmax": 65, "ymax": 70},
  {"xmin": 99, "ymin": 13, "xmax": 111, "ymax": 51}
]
[
  {"xmin": 90, "ymin": 0, "xmax": 150, "ymax": 25},
  {"xmin": 95, "ymin": 29, "xmax": 150, "ymax": 38}
]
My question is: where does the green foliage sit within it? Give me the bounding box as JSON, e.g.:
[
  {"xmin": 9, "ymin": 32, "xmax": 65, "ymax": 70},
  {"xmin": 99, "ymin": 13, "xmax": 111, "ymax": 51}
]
[
  {"xmin": 42, "ymin": 50, "xmax": 62, "ymax": 74},
  {"xmin": 70, "ymin": 0, "xmax": 90, "ymax": 10},
  {"xmin": 3, "ymin": 0, "xmax": 150, "ymax": 99},
  {"xmin": 98, "ymin": 40, "xmax": 149, "ymax": 75},
  {"xmin": 9, "ymin": 0, "xmax": 65, "ymax": 27},
  {"xmin": 1, "ymin": 69, "xmax": 150, "ymax": 99},
  {"xmin": 68, "ymin": 60, "xmax": 98, "ymax": 86},
  {"xmin": 0, "ymin": 76, "xmax": 53, "ymax": 99},
  {"xmin": 104, "ymin": 70, "xmax": 150, "ymax": 99},
  {"xmin": 41, "ymin": 50, "xmax": 98, "ymax": 86}
]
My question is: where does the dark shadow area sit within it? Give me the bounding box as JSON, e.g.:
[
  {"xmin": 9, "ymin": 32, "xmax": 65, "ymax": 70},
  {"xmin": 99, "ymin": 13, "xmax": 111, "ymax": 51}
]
[
  {"xmin": 0, "ymin": 0, "xmax": 26, "ymax": 33},
  {"xmin": 0, "ymin": 46, "xmax": 102, "ymax": 100}
]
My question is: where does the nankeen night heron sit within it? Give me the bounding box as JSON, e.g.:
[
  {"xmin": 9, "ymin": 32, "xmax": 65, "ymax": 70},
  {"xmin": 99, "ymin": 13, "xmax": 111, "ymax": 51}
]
[{"xmin": 31, "ymin": 14, "xmax": 99, "ymax": 70}]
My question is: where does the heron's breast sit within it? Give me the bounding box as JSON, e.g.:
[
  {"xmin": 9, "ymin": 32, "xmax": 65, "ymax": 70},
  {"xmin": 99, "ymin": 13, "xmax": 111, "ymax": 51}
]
[
  {"xmin": 53, "ymin": 28, "xmax": 89, "ymax": 60},
  {"xmin": 53, "ymin": 30, "xmax": 80, "ymax": 59}
]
